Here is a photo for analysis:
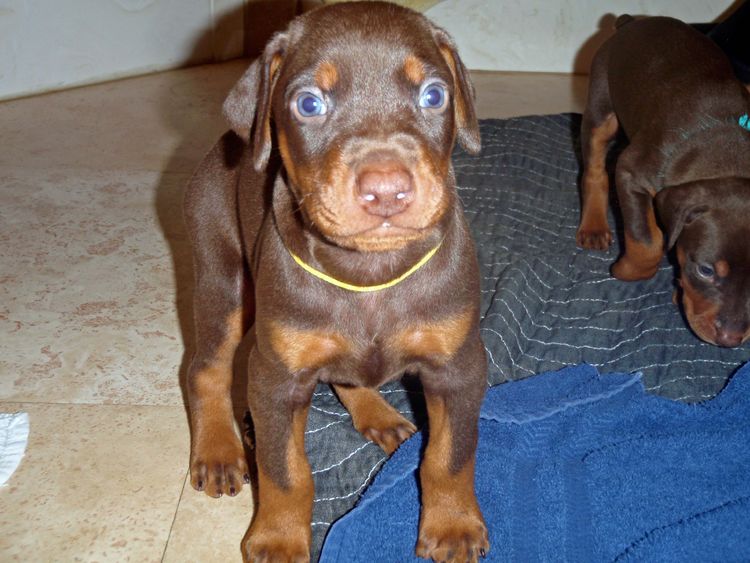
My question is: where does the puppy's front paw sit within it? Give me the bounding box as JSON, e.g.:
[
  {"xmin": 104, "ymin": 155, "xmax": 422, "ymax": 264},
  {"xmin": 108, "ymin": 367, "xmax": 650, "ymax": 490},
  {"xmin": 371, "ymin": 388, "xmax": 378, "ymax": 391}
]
[
  {"xmin": 190, "ymin": 432, "xmax": 249, "ymax": 498},
  {"xmin": 242, "ymin": 528, "xmax": 310, "ymax": 563},
  {"xmin": 416, "ymin": 511, "xmax": 489, "ymax": 563},
  {"xmin": 611, "ymin": 255, "xmax": 658, "ymax": 281},
  {"xmin": 576, "ymin": 225, "xmax": 613, "ymax": 250}
]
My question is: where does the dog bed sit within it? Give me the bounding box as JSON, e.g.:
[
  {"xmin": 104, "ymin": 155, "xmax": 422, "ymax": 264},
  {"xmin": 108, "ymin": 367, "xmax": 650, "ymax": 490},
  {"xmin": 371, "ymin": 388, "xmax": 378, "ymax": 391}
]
[{"xmin": 303, "ymin": 114, "xmax": 750, "ymax": 559}]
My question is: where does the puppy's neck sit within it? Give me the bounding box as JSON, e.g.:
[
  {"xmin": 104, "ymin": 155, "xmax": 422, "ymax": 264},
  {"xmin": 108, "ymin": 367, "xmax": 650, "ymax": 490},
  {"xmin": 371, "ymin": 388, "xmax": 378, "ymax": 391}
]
[
  {"xmin": 664, "ymin": 121, "xmax": 750, "ymax": 185},
  {"xmin": 272, "ymin": 176, "xmax": 452, "ymax": 288}
]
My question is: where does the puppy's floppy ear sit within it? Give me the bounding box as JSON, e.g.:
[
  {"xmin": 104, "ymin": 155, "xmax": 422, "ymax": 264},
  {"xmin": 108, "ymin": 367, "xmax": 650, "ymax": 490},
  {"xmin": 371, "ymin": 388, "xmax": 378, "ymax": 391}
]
[
  {"xmin": 655, "ymin": 183, "xmax": 710, "ymax": 249},
  {"xmin": 223, "ymin": 32, "xmax": 287, "ymax": 171},
  {"xmin": 430, "ymin": 26, "xmax": 481, "ymax": 154}
]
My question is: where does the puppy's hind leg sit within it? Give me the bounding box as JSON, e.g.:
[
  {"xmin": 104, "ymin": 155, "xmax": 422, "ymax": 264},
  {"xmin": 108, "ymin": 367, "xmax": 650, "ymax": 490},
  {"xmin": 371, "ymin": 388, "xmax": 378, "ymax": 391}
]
[
  {"xmin": 577, "ymin": 45, "xmax": 619, "ymax": 250},
  {"xmin": 334, "ymin": 385, "xmax": 416, "ymax": 455}
]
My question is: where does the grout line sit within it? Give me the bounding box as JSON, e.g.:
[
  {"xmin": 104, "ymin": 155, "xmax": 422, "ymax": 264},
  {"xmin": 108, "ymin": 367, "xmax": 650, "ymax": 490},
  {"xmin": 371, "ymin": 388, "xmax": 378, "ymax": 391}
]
[
  {"xmin": 0, "ymin": 400, "xmax": 190, "ymax": 409},
  {"xmin": 161, "ymin": 466, "xmax": 191, "ymax": 562}
]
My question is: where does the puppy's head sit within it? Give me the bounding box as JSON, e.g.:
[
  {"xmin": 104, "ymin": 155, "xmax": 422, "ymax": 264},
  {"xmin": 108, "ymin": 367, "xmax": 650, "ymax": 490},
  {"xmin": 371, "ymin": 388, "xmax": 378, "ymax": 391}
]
[
  {"xmin": 223, "ymin": 1, "xmax": 480, "ymax": 252},
  {"xmin": 656, "ymin": 178, "xmax": 750, "ymax": 347}
]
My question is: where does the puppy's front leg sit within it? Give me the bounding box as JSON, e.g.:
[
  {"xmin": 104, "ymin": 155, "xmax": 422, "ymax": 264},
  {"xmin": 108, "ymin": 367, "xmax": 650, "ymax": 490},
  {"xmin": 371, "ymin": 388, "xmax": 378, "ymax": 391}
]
[
  {"xmin": 611, "ymin": 148, "xmax": 664, "ymax": 281},
  {"xmin": 416, "ymin": 336, "xmax": 489, "ymax": 563},
  {"xmin": 242, "ymin": 348, "xmax": 314, "ymax": 563}
]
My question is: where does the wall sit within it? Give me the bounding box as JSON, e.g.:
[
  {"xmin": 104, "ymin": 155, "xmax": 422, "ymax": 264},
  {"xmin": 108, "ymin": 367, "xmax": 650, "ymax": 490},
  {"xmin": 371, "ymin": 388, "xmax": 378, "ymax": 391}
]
[
  {"xmin": 0, "ymin": 0, "xmax": 246, "ymax": 100},
  {"xmin": 425, "ymin": 0, "xmax": 738, "ymax": 73}
]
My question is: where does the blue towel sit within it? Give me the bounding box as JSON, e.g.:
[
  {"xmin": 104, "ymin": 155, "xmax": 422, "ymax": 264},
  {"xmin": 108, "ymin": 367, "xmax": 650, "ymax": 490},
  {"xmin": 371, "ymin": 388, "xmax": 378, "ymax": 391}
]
[{"xmin": 320, "ymin": 363, "xmax": 750, "ymax": 562}]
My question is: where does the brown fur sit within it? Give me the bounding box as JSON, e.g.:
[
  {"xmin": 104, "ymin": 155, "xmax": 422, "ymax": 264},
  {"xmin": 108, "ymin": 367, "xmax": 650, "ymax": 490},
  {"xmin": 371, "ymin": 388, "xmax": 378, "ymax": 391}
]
[
  {"xmin": 577, "ymin": 16, "xmax": 750, "ymax": 346},
  {"xmin": 184, "ymin": 2, "xmax": 489, "ymax": 561}
]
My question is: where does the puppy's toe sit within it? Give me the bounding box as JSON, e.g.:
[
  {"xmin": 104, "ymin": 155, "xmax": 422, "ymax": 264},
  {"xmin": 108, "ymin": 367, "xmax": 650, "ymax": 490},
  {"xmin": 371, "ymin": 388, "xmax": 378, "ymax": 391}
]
[
  {"xmin": 242, "ymin": 529, "xmax": 310, "ymax": 563},
  {"xmin": 611, "ymin": 255, "xmax": 659, "ymax": 281},
  {"xmin": 362, "ymin": 419, "xmax": 416, "ymax": 455},
  {"xmin": 576, "ymin": 227, "xmax": 613, "ymax": 250},
  {"xmin": 416, "ymin": 513, "xmax": 489, "ymax": 563},
  {"xmin": 190, "ymin": 436, "xmax": 249, "ymax": 497}
]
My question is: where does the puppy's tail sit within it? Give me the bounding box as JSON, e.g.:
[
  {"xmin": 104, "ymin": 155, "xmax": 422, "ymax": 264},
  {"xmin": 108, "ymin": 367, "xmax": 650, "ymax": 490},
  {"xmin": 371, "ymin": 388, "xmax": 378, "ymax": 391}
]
[{"xmin": 615, "ymin": 14, "xmax": 636, "ymax": 29}]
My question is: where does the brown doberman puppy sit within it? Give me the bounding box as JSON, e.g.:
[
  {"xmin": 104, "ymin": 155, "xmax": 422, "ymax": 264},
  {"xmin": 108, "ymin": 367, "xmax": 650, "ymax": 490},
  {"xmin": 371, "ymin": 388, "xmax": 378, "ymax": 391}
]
[
  {"xmin": 577, "ymin": 15, "xmax": 750, "ymax": 347},
  {"xmin": 183, "ymin": 2, "xmax": 489, "ymax": 561}
]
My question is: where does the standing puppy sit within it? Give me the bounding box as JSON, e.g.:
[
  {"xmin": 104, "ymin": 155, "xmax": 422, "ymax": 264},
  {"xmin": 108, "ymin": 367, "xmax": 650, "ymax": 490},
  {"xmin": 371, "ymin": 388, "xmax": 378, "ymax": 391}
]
[
  {"xmin": 184, "ymin": 2, "xmax": 489, "ymax": 561},
  {"xmin": 577, "ymin": 16, "xmax": 750, "ymax": 347}
]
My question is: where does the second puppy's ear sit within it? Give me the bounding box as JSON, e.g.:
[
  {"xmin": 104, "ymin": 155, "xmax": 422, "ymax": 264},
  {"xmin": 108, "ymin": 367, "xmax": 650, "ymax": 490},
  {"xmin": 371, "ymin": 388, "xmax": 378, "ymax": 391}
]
[
  {"xmin": 655, "ymin": 182, "xmax": 710, "ymax": 249},
  {"xmin": 223, "ymin": 32, "xmax": 287, "ymax": 171},
  {"xmin": 430, "ymin": 26, "xmax": 481, "ymax": 154}
]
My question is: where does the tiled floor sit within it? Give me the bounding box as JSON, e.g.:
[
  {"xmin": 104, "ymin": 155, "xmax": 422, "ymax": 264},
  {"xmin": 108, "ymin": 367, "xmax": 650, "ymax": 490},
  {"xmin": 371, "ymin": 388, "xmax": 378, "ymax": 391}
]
[{"xmin": 0, "ymin": 60, "xmax": 587, "ymax": 561}]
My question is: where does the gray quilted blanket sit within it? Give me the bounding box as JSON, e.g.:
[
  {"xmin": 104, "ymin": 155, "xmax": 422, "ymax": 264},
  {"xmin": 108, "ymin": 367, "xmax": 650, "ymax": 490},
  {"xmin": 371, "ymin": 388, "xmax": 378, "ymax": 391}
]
[{"xmin": 303, "ymin": 114, "xmax": 750, "ymax": 558}]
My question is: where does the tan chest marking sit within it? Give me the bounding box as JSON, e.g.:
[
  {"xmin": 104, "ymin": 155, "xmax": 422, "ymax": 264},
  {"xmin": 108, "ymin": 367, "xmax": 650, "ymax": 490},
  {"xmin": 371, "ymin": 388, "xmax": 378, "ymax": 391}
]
[
  {"xmin": 269, "ymin": 321, "xmax": 351, "ymax": 372},
  {"xmin": 392, "ymin": 308, "xmax": 474, "ymax": 361}
]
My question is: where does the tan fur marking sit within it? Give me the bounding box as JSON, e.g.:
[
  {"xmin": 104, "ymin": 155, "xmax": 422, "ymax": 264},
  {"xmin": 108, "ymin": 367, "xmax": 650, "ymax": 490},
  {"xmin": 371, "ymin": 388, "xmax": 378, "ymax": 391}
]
[
  {"xmin": 403, "ymin": 55, "xmax": 426, "ymax": 85},
  {"xmin": 269, "ymin": 322, "xmax": 350, "ymax": 372},
  {"xmin": 276, "ymin": 129, "xmax": 299, "ymax": 186},
  {"xmin": 255, "ymin": 52, "xmax": 284, "ymax": 157},
  {"xmin": 439, "ymin": 45, "xmax": 464, "ymax": 124},
  {"xmin": 193, "ymin": 309, "xmax": 243, "ymax": 392},
  {"xmin": 242, "ymin": 408, "xmax": 312, "ymax": 561},
  {"xmin": 192, "ymin": 308, "xmax": 244, "ymax": 429},
  {"xmin": 394, "ymin": 308, "xmax": 474, "ymax": 360},
  {"xmin": 577, "ymin": 113, "xmax": 619, "ymax": 250},
  {"xmin": 715, "ymin": 259, "xmax": 730, "ymax": 278},
  {"xmin": 334, "ymin": 385, "xmax": 416, "ymax": 454},
  {"xmin": 315, "ymin": 60, "xmax": 339, "ymax": 91},
  {"xmin": 676, "ymin": 247, "xmax": 720, "ymax": 344},
  {"xmin": 189, "ymin": 309, "xmax": 247, "ymax": 496},
  {"xmin": 307, "ymin": 138, "xmax": 449, "ymax": 253},
  {"xmin": 612, "ymin": 202, "xmax": 663, "ymax": 281},
  {"xmin": 269, "ymin": 53, "xmax": 282, "ymax": 81},
  {"xmin": 417, "ymin": 394, "xmax": 487, "ymax": 561}
]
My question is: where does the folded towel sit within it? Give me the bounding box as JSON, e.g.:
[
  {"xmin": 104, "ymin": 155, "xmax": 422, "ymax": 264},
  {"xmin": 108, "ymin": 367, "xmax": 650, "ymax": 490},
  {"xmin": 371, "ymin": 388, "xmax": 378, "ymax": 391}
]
[
  {"xmin": 320, "ymin": 363, "xmax": 750, "ymax": 562},
  {"xmin": 0, "ymin": 412, "xmax": 29, "ymax": 486}
]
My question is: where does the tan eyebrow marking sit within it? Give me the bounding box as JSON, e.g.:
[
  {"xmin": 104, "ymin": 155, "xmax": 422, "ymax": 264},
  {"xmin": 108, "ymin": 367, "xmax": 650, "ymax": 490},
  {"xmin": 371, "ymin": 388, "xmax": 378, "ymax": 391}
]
[
  {"xmin": 315, "ymin": 60, "xmax": 339, "ymax": 91},
  {"xmin": 403, "ymin": 55, "xmax": 426, "ymax": 85}
]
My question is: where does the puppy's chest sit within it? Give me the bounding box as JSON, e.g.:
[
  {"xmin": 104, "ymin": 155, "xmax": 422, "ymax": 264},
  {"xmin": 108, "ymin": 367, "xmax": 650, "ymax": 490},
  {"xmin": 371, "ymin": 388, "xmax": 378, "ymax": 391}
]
[{"xmin": 266, "ymin": 298, "xmax": 474, "ymax": 385}]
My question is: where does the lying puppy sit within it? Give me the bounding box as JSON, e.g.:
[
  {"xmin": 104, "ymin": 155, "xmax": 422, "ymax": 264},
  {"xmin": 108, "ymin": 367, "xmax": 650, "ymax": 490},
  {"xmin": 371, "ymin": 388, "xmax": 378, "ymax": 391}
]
[
  {"xmin": 184, "ymin": 2, "xmax": 489, "ymax": 561},
  {"xmin": 577, "ymin": 15, "xmax": 750, "ymax": 347}
]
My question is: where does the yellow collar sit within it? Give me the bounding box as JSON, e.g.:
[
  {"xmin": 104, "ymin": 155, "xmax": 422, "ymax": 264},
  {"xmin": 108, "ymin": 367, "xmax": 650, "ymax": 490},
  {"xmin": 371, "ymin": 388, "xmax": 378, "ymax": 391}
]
[{"xmin": 288, "ymin": 240, "xmax": 443, "ymax": 293}]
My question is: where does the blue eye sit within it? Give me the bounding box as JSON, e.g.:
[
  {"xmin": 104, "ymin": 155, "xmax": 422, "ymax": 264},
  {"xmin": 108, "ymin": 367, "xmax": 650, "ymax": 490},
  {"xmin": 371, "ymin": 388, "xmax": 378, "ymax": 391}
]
[
  {"xmin": 419, "ymin": 83, "xmax": 446, "ymax": 109},
  {"xmin": 696, "ymin": 263, "xmax": 715, "ymax": 279},
  {"xmin": 296, "ymin": 92, "xmax": 327, "ymax": 118}
]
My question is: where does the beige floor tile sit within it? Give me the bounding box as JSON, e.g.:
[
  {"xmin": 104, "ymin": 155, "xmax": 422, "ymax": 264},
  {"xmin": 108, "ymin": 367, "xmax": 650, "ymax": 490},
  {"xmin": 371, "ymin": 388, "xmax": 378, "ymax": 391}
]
[
  {"xmin": 163, "ymin": 476, "xmax": 254, "ymax": 563},
  {"xmin": 0, "ymin": 403, "xmax": 189, "ymax": 562},
  {"xmin": 0, "ymin": 168, "xmax": 189, "ymax": 406}
]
